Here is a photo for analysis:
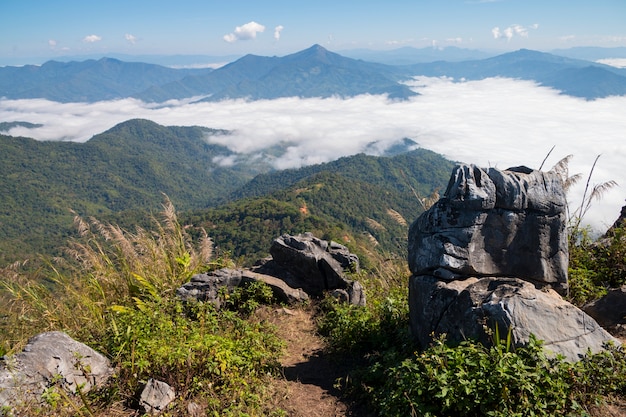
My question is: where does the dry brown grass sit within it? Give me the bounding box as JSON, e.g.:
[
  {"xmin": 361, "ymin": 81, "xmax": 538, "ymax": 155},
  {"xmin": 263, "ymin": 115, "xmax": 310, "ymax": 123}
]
[{"xmin": 0, "ymin": 196, "xmax": 215, "ymax": 351}]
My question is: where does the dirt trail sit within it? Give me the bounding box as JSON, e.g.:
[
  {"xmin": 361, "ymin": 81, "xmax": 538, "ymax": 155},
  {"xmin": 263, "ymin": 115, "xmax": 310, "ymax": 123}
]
[{"xmin": 261, "ymin": 306, "xmax": 374, "ymax": 417}]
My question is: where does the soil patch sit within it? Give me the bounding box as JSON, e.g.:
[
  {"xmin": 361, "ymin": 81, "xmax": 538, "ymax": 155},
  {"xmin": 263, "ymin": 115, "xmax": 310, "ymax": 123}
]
[{"xmin": 257, "ymin": 306, "xmax": 374, "ymax": 417}]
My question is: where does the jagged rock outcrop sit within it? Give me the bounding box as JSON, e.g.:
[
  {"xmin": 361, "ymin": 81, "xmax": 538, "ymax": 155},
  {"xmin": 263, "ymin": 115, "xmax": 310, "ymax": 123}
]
[
  {"xmin": 140, "ymin": 379, "xmax": 176, "ymax": 414},
  {"xmin": 409, "ymin": 164, "xmax": 568, "ymax": 294},
  {"xmin": 0, "ymin": 331, "xmax": 113, "ymax": 409},
  {"xmin": 254, "ymin": 232, "xmax": 365, "ymax": 305},
  {"xmin": 176, "ymin": 267, "xmax": 310, "ymax": 306},
  {"xmin": 408, "ymin": 164, "xmax": 616, "ymax": 361},
  {"xmin": 177, "ymin": 232, "xmax": 365, "ymax": 306}
]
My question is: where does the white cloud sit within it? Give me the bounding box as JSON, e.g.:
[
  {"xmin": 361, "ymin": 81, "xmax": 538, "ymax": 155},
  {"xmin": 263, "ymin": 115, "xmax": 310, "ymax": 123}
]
[
  {"xmin": 1, "ymin": 78, "xmax": 624, "ymax": 232},
  {"xmin": 597, "ymin": 58, "xmax": 626, "ymax": 68},
  {"xmin": 83, "ymin": 34, "xmax": 102, "ymax": 43},
  {"xmin": 492, "ymin": 24, "xmax": 538, "ymax": 41},
  {"xmin": 48, "ymin": 39, "xmax": 57, "ymax": 48},
  {"xmin": 559, "ymin": 35, "xmax": 576, "ymax": 42},
  {"xmin": 274, "ymin": 25, "xmax": 284, "ymax": 41},
  {"xmin": 125, "ymin": 33, "xmax": 137, "ymax": 44},
  {"xmin": 223, "ymin": 21, "xmax": 265, "ymax": 43},
  {"xmin": 386, "ymin": 39, "xmax": 414, "ymax": 46}
]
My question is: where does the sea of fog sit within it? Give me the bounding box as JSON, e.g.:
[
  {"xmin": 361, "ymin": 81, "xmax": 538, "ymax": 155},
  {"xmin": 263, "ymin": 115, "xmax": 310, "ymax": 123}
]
[{"xmin": 1, "ymin": 76, "xmax": 624, "ymax": 233}]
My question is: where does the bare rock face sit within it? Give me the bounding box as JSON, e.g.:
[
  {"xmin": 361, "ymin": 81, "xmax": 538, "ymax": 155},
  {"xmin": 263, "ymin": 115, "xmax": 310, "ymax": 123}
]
[
  {"xmin": 409, "ymin": 276, "xmax": 617, "ymax": 361},
  {"xmin": 407, "ymin": 164, "xmax": 617, "ymax": 361},
  {"xmin": 583, "ymin": 285, "xmax": 626, "ymax": 337},
  {"xmin": 176, "ymin": 267, "xmax": 310, "ymax": 306},
  {"xmin": 0, "ymin": 331, "xmax": 113, "ymax": 409},
  {"xmin": 254, "ymin": 232, "xmax": 365, "ymax": 305},
  {"xmin": 408, "ymin": 164, "xmax": 569, "ymax": 294}
]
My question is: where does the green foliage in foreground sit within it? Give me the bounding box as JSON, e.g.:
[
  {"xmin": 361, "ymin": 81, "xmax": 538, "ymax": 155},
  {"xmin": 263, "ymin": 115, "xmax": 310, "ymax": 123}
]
[
  {"xmin": 100, "ymin": 296, "xmax": 284, "ymax": 415},
  {"xmin": 0, "ymin": 200, "xmax": 286, "ymax": 416},
  {"xmin": 376, "ymin": 337, "xmax": 626, "ymax": 417},
  {"xmin": 318, "ymin": 254, "xmax": 626, "ymax": 417}
]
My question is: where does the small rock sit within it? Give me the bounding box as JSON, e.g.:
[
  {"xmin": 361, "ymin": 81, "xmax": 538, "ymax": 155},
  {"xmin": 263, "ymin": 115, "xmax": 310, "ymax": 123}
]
[{"xmin": 140, "ymin": 378, "xmax": 176, "ymax": 414}]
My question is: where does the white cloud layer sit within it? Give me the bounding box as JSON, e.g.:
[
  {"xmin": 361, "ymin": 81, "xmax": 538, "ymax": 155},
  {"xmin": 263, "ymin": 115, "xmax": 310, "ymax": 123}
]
[
  {"xmin": 82, "ymin": 34, "xmax": 102, "ymax": 43},
  {"xmin": 125, "ymin": 33, "xmax": 137, "ymax": 44},
  {"xmin": 223, "ymin": 21, "xmax": 265, "ymax": 43},
  {"xmin": 1, "ymin": 77, "xmax": 624, "ymax": 232}
]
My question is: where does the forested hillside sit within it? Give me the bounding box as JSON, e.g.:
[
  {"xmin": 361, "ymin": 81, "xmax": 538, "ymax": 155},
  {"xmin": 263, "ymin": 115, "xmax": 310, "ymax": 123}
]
[
  {"xmin": 0, "ymin": 119, "xmax": 244, "ymax": 263},
  {"xmin": 0, "ymin": 120, "xmax": 453, "ymax": 265}
]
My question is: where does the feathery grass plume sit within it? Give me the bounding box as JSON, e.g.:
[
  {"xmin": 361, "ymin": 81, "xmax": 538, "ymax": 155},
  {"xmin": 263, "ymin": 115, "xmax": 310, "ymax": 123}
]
[
  {"xmin": 1, "ymin": 196, "xmax": 216, "ymax": 347},
  {"xmin": 549, "ymin": 154, "xmax": 582, "ymax": 193},
  {"xmin": 418, "ymin": 188, "xmax": 440, "ymax": 211},
  {"xmin": 548, "ymin": 154, "xmax": 616, "ymax": 236},
  {"xmin": 399, "ymin": 169, "xmax": 440, "ymax": 211},
  {"xmin": 386, "ymin": 208, "xmax": 408, "ymax": 227},
  {"xmin": 366, "ymin": 217, "xmax": 386, "ymax": 231}
]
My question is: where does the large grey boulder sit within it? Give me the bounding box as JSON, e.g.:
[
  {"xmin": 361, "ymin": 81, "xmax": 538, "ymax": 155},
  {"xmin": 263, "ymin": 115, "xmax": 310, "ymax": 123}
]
[
  {"xmin": 177, "ymin": 268, "xmax": 309, "ymax": 307},
  {"xmin": 409, "ymin": 276, "xmax": 618, "ymax": 361},
  {"xmin": 254, "ymin": 232, "xmax": 365, "ymax": 305},
  {"xmin": 408, "ymin": 164, "xmax": 568, "ymax": 294},
  {"xmin": 406, "ymin": 164, "xmax": 618, "ymax": 361},
  {"xmin": 0, "ymin": 331, "xmax": 113, "ymax": 409}
]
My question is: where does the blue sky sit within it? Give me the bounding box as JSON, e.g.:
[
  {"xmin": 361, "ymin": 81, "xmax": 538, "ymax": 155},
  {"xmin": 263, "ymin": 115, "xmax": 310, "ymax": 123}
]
[{"xmin": 1, "ymin": 0, "xmax": 625, "ymax": 64}]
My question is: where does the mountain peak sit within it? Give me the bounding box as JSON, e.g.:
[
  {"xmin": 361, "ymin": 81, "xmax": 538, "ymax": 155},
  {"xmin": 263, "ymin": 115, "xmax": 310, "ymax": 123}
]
[{"xmin": 285, "ymin": 44, "xmax": 339, "ymax": 63}]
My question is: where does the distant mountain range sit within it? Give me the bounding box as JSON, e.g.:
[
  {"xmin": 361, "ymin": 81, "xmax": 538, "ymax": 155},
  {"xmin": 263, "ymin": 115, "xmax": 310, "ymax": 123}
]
[
  {"xmin": 1, "ymin": 45, "xmax": 626, "ymax": 102},
  {"xmin": 339, "ymin": 46, "xmax": 496, "ymax": 64}
]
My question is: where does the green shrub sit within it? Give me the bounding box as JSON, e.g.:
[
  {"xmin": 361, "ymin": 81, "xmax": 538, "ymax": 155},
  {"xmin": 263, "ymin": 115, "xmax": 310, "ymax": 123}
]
[
  {"xmin": 568, "ymin": 224, "xmax": 626, "ymax": 306},
  {"xmin": 375, "ymin": 335, "xmax": 574, "ymax": 417},
  {"xmin": 317, "ymin": 257, "xmax": 410, "ymax": 353},
  {"xmin": 221, "ymin": 280, "xmax": 276, "ymax": 316},
  {"xmin": 103, "ymin": 298, "xmax": 284, "ymax": 405}
]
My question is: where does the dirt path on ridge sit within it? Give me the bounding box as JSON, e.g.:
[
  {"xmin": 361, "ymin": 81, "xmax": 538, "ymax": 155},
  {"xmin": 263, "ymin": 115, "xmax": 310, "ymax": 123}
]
[{"xmin": 259, "ymin": 306, "xmax": 375, "ymax": 417}]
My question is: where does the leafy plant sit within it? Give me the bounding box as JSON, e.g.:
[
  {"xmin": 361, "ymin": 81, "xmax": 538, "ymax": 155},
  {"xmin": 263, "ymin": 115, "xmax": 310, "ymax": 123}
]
[
  {"xmin": 318, "ymin": 256, "xmax": 410, "ymax": 353},
  {"xmin": 220, "ymin": 280, "xmax": 276, "ymax": 316},
  {"xmin": 547, "ymin": 153, "xmax": 621, "ymax": 305},
  {"xmin": 375, "ymin": 335, "xmax": 574, "ymax": 417},
  {"xmin": 0, "ymin": 198, "xmax": 286, "ymax": 416}
]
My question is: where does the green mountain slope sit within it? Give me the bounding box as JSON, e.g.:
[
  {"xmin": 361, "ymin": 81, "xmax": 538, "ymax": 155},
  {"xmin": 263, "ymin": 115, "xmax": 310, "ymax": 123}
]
[
  {"xmin": 189, "ymin": 152, "xmax": 455, "ymax": 263},
  {"xmin": 0, "ymin": 119, "xmax": 454, "ymax": 266},
  {"xmin": 0, "ymin": 119, "xmax": 246, "ymax": 263}
]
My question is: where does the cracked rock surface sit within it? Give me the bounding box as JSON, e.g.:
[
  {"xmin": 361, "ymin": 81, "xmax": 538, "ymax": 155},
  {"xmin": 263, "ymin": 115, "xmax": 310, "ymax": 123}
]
[{"xmin": 407, "ymin": 164, "xmax": 615, "ymax": 361}]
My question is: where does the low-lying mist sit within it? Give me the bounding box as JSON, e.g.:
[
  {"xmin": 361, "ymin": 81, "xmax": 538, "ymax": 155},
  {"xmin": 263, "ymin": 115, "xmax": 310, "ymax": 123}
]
[{"xmin": 1, "ymin": 77, "xmax": 624, "ymax": 232}]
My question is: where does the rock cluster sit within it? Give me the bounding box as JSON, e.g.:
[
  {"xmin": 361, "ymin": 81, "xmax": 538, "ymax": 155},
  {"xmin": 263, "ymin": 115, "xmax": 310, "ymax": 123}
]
[
  {"xmin": 178, "ymin": 232, "xmax": 365, "ymax": 307},
  {"xmin": 255, "ymin": 232, "xmax": 365, "ymax": 305},
  {"xmin": 408, "ymin": 164, "xmax": 616, "ymax": 361},
  {"xmin": 177, "ymin": 267, "xmax": 310, "ymax": 306}
]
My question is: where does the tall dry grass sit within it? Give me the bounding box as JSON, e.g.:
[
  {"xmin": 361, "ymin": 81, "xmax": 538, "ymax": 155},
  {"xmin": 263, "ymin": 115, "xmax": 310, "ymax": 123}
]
[{"xmin": 1, "ymin": 196, "xmax": 216, "ymax": 352}]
